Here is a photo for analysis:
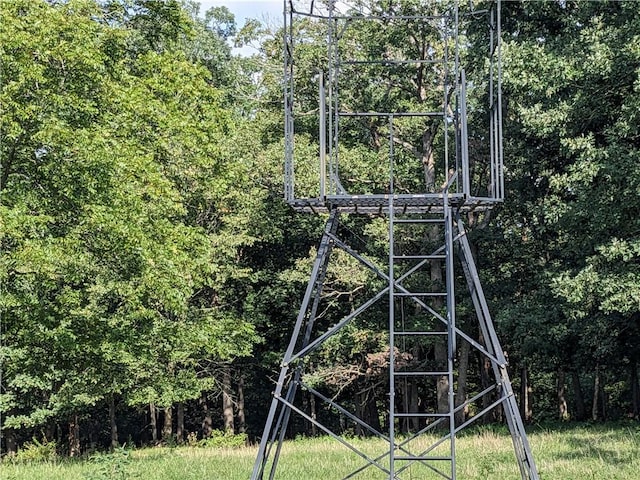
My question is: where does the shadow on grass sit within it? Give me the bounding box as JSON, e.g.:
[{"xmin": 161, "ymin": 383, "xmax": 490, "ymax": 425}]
[{"xmin": 528, "ymin": 420, "xmax": 640, "ymax": 467}]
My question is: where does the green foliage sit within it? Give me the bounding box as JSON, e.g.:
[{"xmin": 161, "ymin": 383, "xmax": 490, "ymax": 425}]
[
  {"xmin": 0, "ymin": 0, "xmax": 259, "ymax": 435},
  {"xmin": 12, "ymin": 438, "xmax": 58, "ymax": 463},
  {"xmin": 2, "ymin": 0, "xmax": 640, "ymax": 454},
  {"xmin": 480, "ymin": 0, "xmax": 640, "ymax": 420},
  {"xmin": 197, "ymin": 429, "xmax": 247, "ymax": 449},
  {"xmin": 84, "ymin": 447, "xmax": 138, "ymax": 480}
]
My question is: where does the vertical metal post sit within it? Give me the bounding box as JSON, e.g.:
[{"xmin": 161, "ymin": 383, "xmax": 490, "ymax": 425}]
[
  {"xmin": 319, "ymin": 72, "xmax": 326, "ymax": 200},
  {"xmin": 491, "ymin": 4, "xmax": 500, "ymax": 202},
  {"xmin": 488, "ymin": 0, "xmax": 504, "ymax": 202},
  {"xmin": 283, "ymin": 0, "xmax": 294, "ymax": 202},
  {"xmin": 327, "ymin": 0, "xmax": 340, "ymax": 194},
  {"xmin": 448, "ymin": 1, "xmax": 458, "ymax": 191},
  {"xmin": 460, "ymin": 69, "xmax": 470, "ymax": 197},
  {"xmin": 444, "ymin": 9, "xmax": 451, "ymax": 186},
  {"xmin": 497, "ymin": 0, "xmax": 504, "ymax": 201},
  {"xmin": 388, "ymin": 114, "xmax": 396, "ymax": 479},
  {"xmin": 444, "ymin": 200, "xmax": 457, "ymax": 479}
]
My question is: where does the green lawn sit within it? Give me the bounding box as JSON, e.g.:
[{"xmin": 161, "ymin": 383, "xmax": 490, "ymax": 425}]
[{"xmin": 2, "ymin": 423, "xmax": 639, "ymax": 479}]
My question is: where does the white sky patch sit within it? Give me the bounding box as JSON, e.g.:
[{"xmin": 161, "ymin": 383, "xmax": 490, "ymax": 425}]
[
  {"xmin": 197, "ymin": 1, "xmax": 354, "ymax": 26},
  {"xmin": 195, "ymin": 1, "xmax": 355, "ymax": 56},
  {"xmin": 196, "ymin": 1, "xmax": 282, "ymax": 56},
  {"xmin": 198, "ymin": 0, "xmax": 283, "ymax": 27}
]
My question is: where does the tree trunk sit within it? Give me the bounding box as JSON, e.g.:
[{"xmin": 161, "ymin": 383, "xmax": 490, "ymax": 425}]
[
  {"xmin": 4, "ymin": 428, "xmax": 17, "ymax": 455},
  {"xmin": 162, "ymin": 406, "xmax": 172, "ymax": 442},
  {"xmin": 632, "ymin": 362, "xmax": 640, "ymax": 419},
  {"xmin": 408, "ymin": 379, "xmax": 420, "ymax": 432},
  {"xmin": 87, "ymin": 417, "xmax": 97, "ymax": 452},
  {"xmin": 222, "ymin": 368, "xmax": 235, "ymax": 433},
  {"xmin": 572, "ymin": 370, "xmax": 587, "ymax": 421},
  {"xmin": 520, "ymin": 366, "xmax": 533, "ymax": 422},
  {"xmin": 455, "ymin": 339, "xmax": 471, "ymax": 425},
  {"xmin": 237, "ymin": 374, "xmax": 246, "ymax": 434},
  {"xmin": 355, "ymin": 388, "xmax": 382, "ymax": 436},
  {"xmin": 150, "ymin": 403, "xmax": 158, "ymax": 443},
  {"xmin": 201, "ymin": 393, "xmax": 213, "ymax": 438},
  {"xmin": 45, "ymin": 422, "xmax": 55, "ymax": 444},
  {"xmin": 420, "ymin": 120, "xmax": 440, "ymax": 192},
  {"xmin": 557, "ymin": 369, "xmax": 569, "ymax": 420},
  {"xmin": 480, "ymin": 352, "xmax": 493, "ymax": 423},
  {"xmin": 68, "ymin": 413, "xmax": 81, "ymax": 457},
  {"xmin": 109, "ymin": 395, "xmax": 118, "ymax": 450},
  {"xmin": 162, "ymin": 405, "xmax": 173, "ymax": 442},
  {"xmin": 428, "ymin": 225, "xmax": 449, "ymax": 417},
  {"xmin": 310, "ymin": 392, "xmax": 318, "ymax": 436},
  {"xmin": 601, "ymin": 378, "xmax": 607, "ymax": 421},
  {"xmin": 366, "ymin": 392, "xmax": 382, "ymax": 434},
  {"xmin": 399, "ymin": 378, "xmax": 408, "ymax": 434},
  {"xmin": 592, "ymin": 366, "xmax": 600, "ymax": 421},
  {"xmin": 56, "ymin": 421, "xmax": 63, "ymax": 446},
  {"xmin": 397, "ymin": 363, "xmax": 413, "ymax": 433},
  {"xmin": 302, "ymin": 390, "xmax": 310, "ymax": 435},
  {"xmin": 355, "ymin": 391, "xmax": 364, "ymax": 436},
  {"xmin": 176, "ymin": 403, "xmax": 185, "ymax": 444},
  {"xmin": 434, "ymin": 341, "xmax": 449, "ymax": 415}
]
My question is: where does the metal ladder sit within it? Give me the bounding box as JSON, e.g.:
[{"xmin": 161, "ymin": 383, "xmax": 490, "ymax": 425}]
[
  {"xmin": 386, "ymin": 198, "xmax": 539, "ymax": 479},
  {"xmin": 387, "ymin": 198, "xmax": 457, "ymax": 479}
]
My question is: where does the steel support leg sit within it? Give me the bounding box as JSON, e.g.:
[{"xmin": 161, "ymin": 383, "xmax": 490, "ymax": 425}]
[
  {"xmin": 455, "ymin": 216, "xmax": 540, "ymax": 480},
  {"xmin": 251, "ymin": 211, "xmax": 339, "ymax": 480}
]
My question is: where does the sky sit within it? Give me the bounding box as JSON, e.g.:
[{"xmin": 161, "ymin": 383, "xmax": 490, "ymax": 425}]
[
  {"xmin": 198, "ymin": 0, "xmax": 283, "ymax": 27},
  {"xmin": 197, "ymin": 0, "xmax": 283, "ymax": 55}
]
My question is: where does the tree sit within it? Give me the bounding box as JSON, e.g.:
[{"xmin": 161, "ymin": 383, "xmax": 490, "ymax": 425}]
[
  {"xmin": 483, "ymin": 0, "xmax": 640, "ymax": 421},
  {"xmin": 1, "ymin": 0, "xmax": 258, "ymax": 453}
]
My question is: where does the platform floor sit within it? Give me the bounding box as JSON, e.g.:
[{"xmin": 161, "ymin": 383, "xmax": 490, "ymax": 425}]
[{"xmin": 289, "ymin": 193, "xmax": 500, "ymax": 214}]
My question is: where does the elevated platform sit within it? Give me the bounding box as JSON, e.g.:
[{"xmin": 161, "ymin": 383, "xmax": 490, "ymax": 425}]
[
  {"xmin": 283, "ymin": 0, "xmax": 505, "ymax": 212},
  {"xmin": 289, "ymin": 194, "xmax": 501, "ymax": 215}
]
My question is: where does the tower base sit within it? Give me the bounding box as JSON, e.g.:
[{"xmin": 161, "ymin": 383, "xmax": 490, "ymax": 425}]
[{"xmin": 251, "ymin": 206, "xmax": 538, "ymax": 480}]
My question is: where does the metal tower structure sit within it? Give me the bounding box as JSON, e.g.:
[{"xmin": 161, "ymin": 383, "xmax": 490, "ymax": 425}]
[{"xmin": 252, "ymin": 1, "xmax": 539, "ymax": 479}]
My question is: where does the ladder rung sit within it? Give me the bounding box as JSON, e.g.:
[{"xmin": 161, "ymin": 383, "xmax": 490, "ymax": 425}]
[
  {"xmin": 394, "ymin": 292, "xmax": 446, "ymax": 297},
  {"xmin": 395, "ymin": 456, "xmax": 452, "ymax": 461},
  {"xmin": 394, "ymin": 371, "xmax": 450, "ymax": 377},
  {"xmin": 395, "ymin": 331, "xmax": 448, "ymax": 336},
  {"xmin": 393, "ymin": 412, "xmax": 451, "ymax": 418},
  {"xmin": 393, "ymin": 255, "xmax": 446, "ymax": 260}
]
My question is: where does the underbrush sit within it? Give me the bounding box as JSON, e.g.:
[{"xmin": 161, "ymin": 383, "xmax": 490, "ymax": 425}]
[
  {"xmin": 6, "ymin": 437, "xmax": 58, "ymax": 463},
  {"xmin": 194, "ymin": 429, "xmax": 247, "ymax": 449}
]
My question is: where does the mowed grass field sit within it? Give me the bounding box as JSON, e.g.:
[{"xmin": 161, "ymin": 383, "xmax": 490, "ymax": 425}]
[{"xmin": 2, "ymin": 423, "xmax": 638, "ymax": 480}]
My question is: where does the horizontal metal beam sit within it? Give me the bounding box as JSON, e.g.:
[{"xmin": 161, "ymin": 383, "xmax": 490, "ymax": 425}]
[
  {"xmin": 340, "ymin": 59, "xmax": 444, "ymax": 65},
  {"xmin": 291, "ymin": 12, "xmax": 453, "ymax": 21},
  {"xmin": 338, "ymin": 111, "xmax": 443, "ymax": 117}
]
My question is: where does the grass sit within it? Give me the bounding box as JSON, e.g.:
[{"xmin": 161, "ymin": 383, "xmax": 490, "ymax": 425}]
[{"xmin": 2, "ymin": 423, "xmax": 639, "ymax": 479}]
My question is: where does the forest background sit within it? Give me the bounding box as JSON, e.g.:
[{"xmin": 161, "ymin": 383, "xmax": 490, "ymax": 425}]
[{"xmin": 1, "ymin": 0, "xmax": 640, "ymax": 457}]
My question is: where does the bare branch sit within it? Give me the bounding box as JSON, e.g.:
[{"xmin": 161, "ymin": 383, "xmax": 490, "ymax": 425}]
[{"xmin": 392, "ymin": 136, "xmax": 420, "ymax": 159}]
